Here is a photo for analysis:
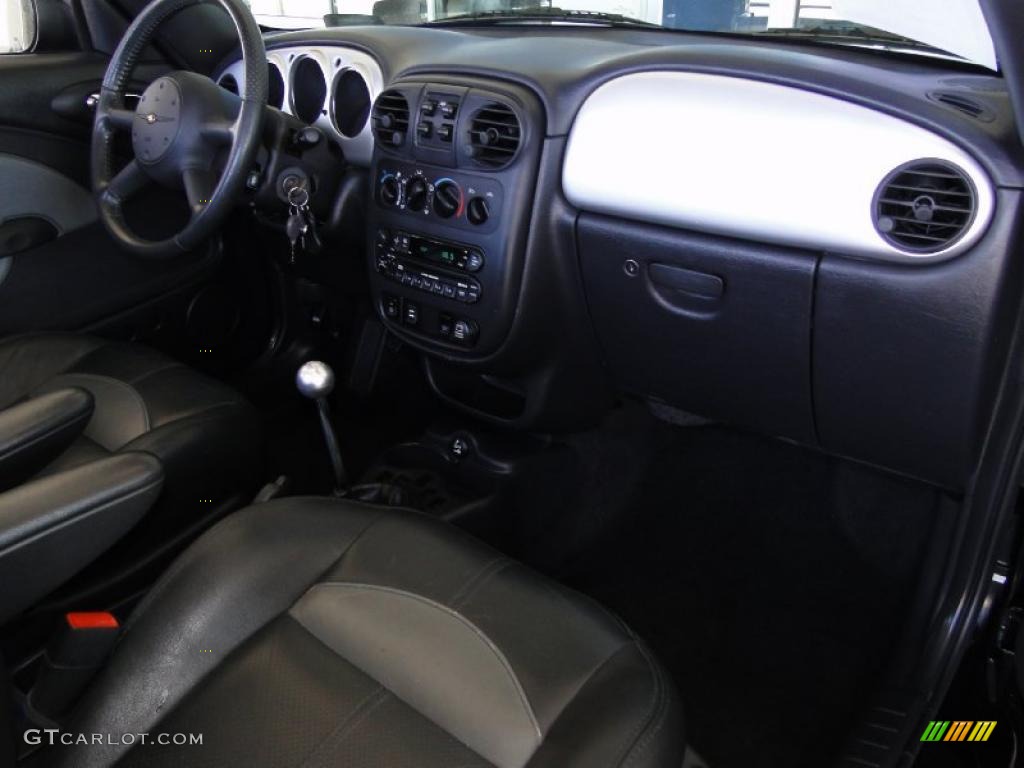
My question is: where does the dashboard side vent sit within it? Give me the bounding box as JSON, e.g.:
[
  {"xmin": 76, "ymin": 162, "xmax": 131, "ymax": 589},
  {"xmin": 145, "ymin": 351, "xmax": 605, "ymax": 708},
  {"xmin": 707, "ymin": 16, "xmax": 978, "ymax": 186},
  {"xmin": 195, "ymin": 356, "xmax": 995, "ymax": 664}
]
[
  {"xmin": 927, "ymin": 90, "xmax": 995, "ymax": 122},
  {"xmin": 468, "ymin": 102, "xmax": 521, "ymax": 168},
  {"xmin": 372, "ymin": 90, "xmax": 409, "ymax": 147},
  {"xmin": 874, "ymin": 161, "xmax": 976, "ymax": 253}
]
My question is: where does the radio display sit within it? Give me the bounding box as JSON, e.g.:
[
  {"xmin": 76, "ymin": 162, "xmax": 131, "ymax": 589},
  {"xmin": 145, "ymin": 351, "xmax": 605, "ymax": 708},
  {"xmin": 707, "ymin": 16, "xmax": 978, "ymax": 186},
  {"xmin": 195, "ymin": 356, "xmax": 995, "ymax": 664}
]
[{"xmin": 406, "ymin": 235, "xmax": 483, "ymax": 273}]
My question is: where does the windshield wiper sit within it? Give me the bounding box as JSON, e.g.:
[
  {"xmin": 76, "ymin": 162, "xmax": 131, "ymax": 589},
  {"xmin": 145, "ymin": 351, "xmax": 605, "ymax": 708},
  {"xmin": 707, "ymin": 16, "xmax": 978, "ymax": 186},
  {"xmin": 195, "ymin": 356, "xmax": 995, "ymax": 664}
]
[
  {"xmin": 754, "ymin": 24, "xmax": 960, "ymax": 58},
  {"xmin": 425, "ymin": 7, "xmax": 660, "ymax": 28}
]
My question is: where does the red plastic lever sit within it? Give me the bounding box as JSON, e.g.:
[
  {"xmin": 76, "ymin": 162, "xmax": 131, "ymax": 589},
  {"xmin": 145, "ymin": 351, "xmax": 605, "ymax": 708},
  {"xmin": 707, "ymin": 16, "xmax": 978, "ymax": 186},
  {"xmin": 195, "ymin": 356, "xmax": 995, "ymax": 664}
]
[{"xmin": 65, "ymin": 612, "xmax": 119, "ymax": 629}]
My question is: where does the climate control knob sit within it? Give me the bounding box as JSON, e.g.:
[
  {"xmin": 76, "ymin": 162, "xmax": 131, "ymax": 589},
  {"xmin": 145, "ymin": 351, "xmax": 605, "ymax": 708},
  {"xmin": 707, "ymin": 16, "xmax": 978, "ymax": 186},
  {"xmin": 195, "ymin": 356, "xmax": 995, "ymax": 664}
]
[
  {"xmin": 405, "ymin": 176, "xmax": 429, "ymax": 212},
  {"xmin": 467, "ymin": 196, "xmax": 490, "ymax": 226},
  {"xmin": 432, "ymin": 179, "xmax": 462, "ymax": 219},
  {"xmin": 380, "ymin": 175, "xmax": 401, "ymax": 207}
]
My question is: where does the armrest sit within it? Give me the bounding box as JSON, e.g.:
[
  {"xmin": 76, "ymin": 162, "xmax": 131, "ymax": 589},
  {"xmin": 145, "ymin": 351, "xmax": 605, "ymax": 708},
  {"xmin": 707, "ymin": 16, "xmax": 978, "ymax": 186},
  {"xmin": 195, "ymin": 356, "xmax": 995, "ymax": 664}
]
[
  {"xmin": 0, "ymin": 387, "xmax": 94, "ymax": 492},
  {"xmin": 0, "ymin": 452, "xmax": 163, "ymax": 624}
]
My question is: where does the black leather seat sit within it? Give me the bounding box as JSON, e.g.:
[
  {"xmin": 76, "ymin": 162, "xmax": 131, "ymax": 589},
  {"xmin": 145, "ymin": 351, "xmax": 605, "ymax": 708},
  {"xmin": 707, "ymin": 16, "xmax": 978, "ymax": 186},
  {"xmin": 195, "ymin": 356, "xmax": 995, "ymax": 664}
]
[
  {"xmin": 38, "ymin": 498, "xmax": 685, "ymax": 768},
  {"xmin": 0, "ymin": 333, "xmax": 262, "ymax": 606}
]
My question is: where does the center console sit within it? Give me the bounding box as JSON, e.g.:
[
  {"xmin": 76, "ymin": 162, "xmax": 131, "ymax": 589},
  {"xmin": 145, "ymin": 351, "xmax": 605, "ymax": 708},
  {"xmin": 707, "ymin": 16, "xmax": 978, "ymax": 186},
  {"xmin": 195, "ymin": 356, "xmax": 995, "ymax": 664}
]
[{"xmin": 366, "ymin": 78, "xmax": 542, "ymax": 356}]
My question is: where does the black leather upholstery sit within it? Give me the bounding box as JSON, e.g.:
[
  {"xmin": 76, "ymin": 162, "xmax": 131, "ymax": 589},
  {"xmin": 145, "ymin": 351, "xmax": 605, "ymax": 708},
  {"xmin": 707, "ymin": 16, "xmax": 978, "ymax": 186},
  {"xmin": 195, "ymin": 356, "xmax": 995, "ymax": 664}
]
[
  {"xmin": 37, "ymin": 499, "xmax": 684, "ymax": 768},
  {"xmin": 0, "ymin": 388, "xmax": 94, "ymax": 491},
  {"xmin": 0, "ymin": 333, "xmax": 262, "ymax": 607},
  {"xmin": 0, "ymin": 453, "xmax": 163, "ymax": 624}
]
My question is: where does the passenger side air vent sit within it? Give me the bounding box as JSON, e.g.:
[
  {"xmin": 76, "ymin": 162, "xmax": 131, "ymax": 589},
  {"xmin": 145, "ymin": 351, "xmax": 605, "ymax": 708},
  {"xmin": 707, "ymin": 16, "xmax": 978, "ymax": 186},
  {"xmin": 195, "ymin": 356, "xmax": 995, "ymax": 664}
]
[
  {"xmin": 372, "ymin": 90, "xmax": 409, "ymax": 147},
  {"xmin": 467, "ymin": 102, "xmax": 521, "ymax": 168},
  {"xmin": 874, "ymin": 161, "xmax": 976, "ymax": 253}
]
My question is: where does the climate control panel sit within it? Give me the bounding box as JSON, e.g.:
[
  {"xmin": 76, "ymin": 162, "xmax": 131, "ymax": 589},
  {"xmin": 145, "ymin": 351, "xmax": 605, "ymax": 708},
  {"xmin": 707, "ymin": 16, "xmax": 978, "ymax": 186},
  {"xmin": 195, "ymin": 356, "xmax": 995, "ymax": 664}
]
[
  {"xmin": 367, "ymin": 77, "xmax": 540, "ymax": 363},
  {"xmin": 376, "ymin": 161, "xmax": 503, "ymax": 234}
]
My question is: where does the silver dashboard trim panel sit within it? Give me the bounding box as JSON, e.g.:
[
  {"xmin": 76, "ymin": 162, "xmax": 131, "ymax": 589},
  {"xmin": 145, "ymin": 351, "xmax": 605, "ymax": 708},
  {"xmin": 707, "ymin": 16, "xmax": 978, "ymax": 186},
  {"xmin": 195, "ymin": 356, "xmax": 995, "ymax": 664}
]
[
  {"xmin": 219, "ymin": 45, "xmax": 383, "ymax": 167},
  {"xmin": 562, "ymin": 72, "xmax": 995, "ymax": 263}
]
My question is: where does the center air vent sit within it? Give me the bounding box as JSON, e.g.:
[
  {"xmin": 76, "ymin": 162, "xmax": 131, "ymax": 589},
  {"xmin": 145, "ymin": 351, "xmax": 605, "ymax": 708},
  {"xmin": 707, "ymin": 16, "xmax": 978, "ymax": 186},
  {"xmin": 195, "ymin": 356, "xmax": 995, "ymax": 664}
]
[
  {"xmin": 467, "ymin": 102, "xmax": 521, "ymax": 168},
  {"xmin": 372, "ymin": 90, "xmax": 409, "ymax": 148},
  {"xmin": 874, "ymin": 161, "xmax": 976, "ymax": 253}
]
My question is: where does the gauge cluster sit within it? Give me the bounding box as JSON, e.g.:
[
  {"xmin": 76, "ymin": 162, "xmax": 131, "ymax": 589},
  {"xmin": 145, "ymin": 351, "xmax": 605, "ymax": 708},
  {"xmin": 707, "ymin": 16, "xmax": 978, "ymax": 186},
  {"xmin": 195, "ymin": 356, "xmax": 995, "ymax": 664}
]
[{"xmin": 217, "ymin": 45, "xmax": 383, "ymax": 167}]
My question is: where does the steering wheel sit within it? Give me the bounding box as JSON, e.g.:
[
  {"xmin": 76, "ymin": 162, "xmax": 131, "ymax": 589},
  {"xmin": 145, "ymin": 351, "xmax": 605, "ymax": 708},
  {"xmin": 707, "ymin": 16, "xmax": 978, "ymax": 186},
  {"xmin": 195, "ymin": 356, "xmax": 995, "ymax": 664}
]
[{"xmin": 91, "ymin": 0, "xmax": 267, "ymax": 257}]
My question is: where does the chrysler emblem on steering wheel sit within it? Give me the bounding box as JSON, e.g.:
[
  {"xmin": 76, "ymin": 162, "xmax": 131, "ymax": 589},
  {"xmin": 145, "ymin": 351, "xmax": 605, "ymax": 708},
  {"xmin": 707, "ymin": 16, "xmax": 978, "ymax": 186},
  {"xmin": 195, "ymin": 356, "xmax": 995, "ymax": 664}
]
[{"xmin": 138, "ymin": 112, "xmax": 172, "ymax": 124}]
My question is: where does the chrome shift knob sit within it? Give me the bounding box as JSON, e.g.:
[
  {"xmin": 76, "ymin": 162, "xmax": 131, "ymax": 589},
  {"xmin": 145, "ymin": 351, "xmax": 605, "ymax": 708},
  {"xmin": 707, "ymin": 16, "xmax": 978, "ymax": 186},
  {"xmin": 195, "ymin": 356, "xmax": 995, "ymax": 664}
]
[
  {"xmin": 296, "ymin": 361, "xmax": 335, "ymax": 399},
  {"xmin": 296, "ymin": 360, "xmax": 347, "ymax": 494}
]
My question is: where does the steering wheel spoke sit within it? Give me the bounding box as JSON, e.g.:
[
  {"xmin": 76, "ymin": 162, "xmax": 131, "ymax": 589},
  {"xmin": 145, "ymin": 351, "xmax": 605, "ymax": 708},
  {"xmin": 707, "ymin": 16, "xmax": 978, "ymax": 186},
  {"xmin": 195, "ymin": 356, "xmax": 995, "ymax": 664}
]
[
  {"xmin": 103, "ymin": 106, "xmax": 137, "ymax": 131},
  {"xmin": 183, "ymin": 167, "xmax": 218, "ymax": 216},
  {"xmin": 200, "ymin": 115, "xmax": 237, "ymax": 146},
  {"xmin": 102, "ymin": 159, "xmax": 151, "ymax": 204}
]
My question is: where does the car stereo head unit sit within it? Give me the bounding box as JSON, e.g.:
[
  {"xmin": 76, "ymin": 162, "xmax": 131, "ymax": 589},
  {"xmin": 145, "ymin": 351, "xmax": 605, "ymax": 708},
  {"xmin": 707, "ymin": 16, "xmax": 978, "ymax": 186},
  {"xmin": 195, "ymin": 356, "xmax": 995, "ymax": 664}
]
[{"xmin": 379, "ymin": 229, "xmax": 484, "ymax": 274}]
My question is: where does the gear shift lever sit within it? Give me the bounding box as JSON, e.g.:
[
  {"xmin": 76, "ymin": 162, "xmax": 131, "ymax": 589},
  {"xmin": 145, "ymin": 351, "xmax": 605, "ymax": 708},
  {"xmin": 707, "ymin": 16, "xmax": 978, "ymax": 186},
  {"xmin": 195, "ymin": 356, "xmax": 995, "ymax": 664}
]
[{"xmin": 296, "ymin": 361, "xmax": 348, "ymax": 494}]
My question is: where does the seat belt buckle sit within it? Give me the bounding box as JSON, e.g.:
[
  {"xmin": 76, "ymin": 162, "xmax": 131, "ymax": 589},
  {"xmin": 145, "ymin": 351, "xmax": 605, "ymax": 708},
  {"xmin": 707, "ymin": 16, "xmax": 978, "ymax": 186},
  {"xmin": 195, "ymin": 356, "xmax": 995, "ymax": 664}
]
[{"xmin": 27, "ymin": 612, "xmax": 121, "ymax": 721}]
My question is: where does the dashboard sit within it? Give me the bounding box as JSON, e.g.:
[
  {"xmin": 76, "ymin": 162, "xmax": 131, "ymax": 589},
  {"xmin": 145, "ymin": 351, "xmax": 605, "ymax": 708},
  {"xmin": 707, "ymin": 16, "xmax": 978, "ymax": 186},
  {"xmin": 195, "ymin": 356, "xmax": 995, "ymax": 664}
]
[{"xmin": 215, "ymin": 24, "xmax": 1024, "ymax": 490}]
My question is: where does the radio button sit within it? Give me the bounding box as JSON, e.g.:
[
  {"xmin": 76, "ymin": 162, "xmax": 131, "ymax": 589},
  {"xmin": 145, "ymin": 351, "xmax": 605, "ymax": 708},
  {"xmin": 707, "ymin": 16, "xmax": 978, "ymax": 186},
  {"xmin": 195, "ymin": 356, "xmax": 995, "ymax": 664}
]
[
  {"xmin": 465, "ymin": 251, "xmax": 483, "ymax": 272},
  {"xmin": 453, "ymin": 319, "xmax": 478, "ymax": 343}
]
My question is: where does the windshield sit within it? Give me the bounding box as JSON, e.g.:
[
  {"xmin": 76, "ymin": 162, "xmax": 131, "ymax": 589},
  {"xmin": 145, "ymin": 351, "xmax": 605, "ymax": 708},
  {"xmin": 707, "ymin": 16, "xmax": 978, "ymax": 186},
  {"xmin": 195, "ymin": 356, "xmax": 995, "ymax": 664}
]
[{"xmin": 246, "ymin": 0, "xmax": 997, "ymax": 69}]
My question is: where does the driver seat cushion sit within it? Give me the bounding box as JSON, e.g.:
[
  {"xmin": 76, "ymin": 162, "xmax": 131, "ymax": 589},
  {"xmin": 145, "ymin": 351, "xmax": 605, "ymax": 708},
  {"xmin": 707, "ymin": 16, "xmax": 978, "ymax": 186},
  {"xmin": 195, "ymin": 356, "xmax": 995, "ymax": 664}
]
[{"xmin": 37, "ymin": 498, "xmax": 684, "ymax": 768}]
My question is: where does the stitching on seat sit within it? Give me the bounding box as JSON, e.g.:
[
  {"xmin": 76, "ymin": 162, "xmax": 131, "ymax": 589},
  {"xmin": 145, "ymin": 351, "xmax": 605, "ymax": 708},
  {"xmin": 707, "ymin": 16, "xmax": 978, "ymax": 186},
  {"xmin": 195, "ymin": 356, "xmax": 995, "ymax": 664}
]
[
  {"xmin": 448, "ymin": 555, "xmax": 510, "ymax": 609},
  {"xmin": 294, "ymin": 684, "xmax": 389, "ymax": 768},
  {"xmin": 616, "ymin": 640, "xmax": 669, "ymax": 768},
  {"xmin": 47, "ymin": 373, "xmax": 151, "ymax": 433},
  {"xmin": 165, "ymin": 400, "xmax": 241, "ymax": 422},
  {"xmin": 126, "ymin": 362, "xmax": 187, "ymax": 385},
  {"xmin": 295, "ymin": 581, "xmax": 543, "ymax": 740},
  {"xmin": 121, "ymin": 506, "xmax": 385, "ymax": 640},
  {"xmin": 116, "ymin": 402, "xmax": 243, "ymax": 455}
]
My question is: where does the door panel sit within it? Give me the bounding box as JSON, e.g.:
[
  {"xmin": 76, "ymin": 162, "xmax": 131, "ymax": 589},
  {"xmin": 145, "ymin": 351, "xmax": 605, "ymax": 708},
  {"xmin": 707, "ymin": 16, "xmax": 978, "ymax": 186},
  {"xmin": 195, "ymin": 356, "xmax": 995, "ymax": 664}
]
[{"xmin": 0, "ymin": 48, "xmax": 221, "ymax": 336}]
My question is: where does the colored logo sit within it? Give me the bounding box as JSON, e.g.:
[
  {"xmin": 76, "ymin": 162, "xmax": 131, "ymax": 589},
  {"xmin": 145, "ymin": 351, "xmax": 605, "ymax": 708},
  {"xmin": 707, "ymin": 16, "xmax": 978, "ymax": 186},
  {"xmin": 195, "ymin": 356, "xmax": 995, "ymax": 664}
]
[{"xmin": 920, "ymin": 721, "xmax": 996, "ymax": 742}]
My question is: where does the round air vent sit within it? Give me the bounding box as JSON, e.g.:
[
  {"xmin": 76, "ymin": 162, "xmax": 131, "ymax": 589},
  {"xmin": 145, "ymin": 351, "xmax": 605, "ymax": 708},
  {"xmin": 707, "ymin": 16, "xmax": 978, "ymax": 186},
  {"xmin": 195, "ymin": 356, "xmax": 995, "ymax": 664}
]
[
  {"xmin": 217, "ymin": 73, "xmax": 238, "ymax": 95},
  {"xmin": 467, "ymin": 102, "xmax": 521, "ymax": 169},
  {"xmin": 267, "ymin": 62, "xmax": 285, "ymax": 110},
  {"xmin": 874, "ymin": 161, "xmax": 976, "ymax": 253},
  {"xmin": 290, "ymin": 56, "xmax": 327, "ymax": 124},
  {"xmin": 330, "ymin": 69, "xmax": 371, "ymax": 138},
  {"xmin": 372, "ymin": 90, "xmax": 409, "ymax": 148}
]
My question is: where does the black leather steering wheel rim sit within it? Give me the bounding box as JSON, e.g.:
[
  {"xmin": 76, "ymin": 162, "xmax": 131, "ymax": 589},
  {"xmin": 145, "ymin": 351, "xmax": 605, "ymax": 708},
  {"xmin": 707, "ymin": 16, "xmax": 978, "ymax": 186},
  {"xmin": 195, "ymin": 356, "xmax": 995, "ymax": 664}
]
[{"xmin": 91, "ymin": 0, "xmax": 267, "ymax": 258}]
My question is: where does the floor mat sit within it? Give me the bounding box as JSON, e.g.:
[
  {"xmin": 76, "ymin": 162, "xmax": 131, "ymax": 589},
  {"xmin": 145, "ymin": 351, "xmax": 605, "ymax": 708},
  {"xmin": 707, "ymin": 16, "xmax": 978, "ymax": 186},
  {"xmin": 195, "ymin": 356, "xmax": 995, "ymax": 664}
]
[{"xmin": 555, "ymin": 417, "xmax": 940, "ymax": 768}]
